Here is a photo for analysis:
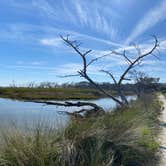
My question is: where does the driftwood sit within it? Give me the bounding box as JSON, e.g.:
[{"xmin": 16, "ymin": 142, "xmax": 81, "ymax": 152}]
[{"xmin": 33, "ymin": 100, "xmax": 105, "ymax": 118}]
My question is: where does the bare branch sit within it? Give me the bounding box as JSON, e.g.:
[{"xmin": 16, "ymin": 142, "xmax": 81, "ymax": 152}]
[
  {"xmin": 100, "ymin": 70, "xmax": 117, "ymax": 85},
  {"xmin": 112, "ymin": 50, "xmax": 132, "ymax": 64},
  {"xmin": 123, "ymin": 50, "xmax": 133, "ymax": 64},
  {"xmin": 118, "ymin": 36, "xmax": 158, "ymax": 85},
  {"xmin": 87, "ymin": 52, "xmax": 113, "ymax": 67},
  {"xmin": 60, "ymin": 35, "xmax": 83, "ymax": 57},
  {"xmin": 130, "ymin": 43, "xmax": 141, "ymax": 56},
  {"xmin": 84, "ymin": 49, "xmax": 92, "ymax": 56},
  {"xmin": 151, "ymin": 53, "xmax": 160, "ymax": 60}
]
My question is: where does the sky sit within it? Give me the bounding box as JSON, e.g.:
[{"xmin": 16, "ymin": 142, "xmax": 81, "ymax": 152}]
[{"xmin": 0, "ymin": 0, "xmax": 166, "ymax": 86}]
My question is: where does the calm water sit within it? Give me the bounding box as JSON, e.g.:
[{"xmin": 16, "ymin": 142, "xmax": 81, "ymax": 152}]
[{"xmin": 0, "ymin": 96, "xmax": 136, "ymax": 129}]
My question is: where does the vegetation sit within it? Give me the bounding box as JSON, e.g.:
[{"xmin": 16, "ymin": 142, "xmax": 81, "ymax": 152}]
[
  {"xmin": 160, "ymin": 83, "xmax": 166, "ymax": 94},
  {"xmin": 0, "ymin": 87, "xmax": 103, "ymax": 100},
  {"xmin": 0, "ymin": 80, "xmax": 162, "ymax": 101},
  {"xmin": 0, "ymin": 82, "xmax": 138, "ymax": 101},
  {"xmin": 0, "ymin": 94, "xmax": 162, "ymax": 166}
]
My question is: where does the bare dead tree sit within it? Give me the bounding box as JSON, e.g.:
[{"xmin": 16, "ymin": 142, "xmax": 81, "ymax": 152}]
[
  {"xmin": 34, "ymin": 35, "xmax": 159, "ymax": 117},
  {"xmin": 60, "ymin": 35, "xmax": 159, "ymax": 106}
]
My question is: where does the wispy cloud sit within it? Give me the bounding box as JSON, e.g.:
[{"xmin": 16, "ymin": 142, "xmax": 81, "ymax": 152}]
[
  {"xmin": 39, "ymin": 32, "xmax": 123, "ymax": 48},
  {"xmin": 32, "ymin": 0, "xmax": 58, "ymax": 19},
  {"xmin": 16, "ymin": 61, "xmax": 45, "ymax": 66},
  {"xmin": 2, "ymin": 65, "xmax": 54, "ymax": 71},
  {"xmin": 14, "ymin": 0, "xmax": 121, "ymax": 40},
  {"xmin": 40, "ymin": 38, "xmax": 64, "ymax": 48},
  {"xmin": 0, "ymin": 23, "xmax": 122, "ymax": 49},
  {"xmin": 72, "ymin": 0, "xmax": 115, "ymax": 37},
  {"xmin": 72, "ymin": 0, "xmax": 121, "ymax": 39},
  {"xmin": 126, "ymin": 0, "xmax": 166, "ymax": 44},
  {"xmin": 40, "ymin": 35, "xmax": 166, "ymax": 69},
  {"xmin": 1, "ymin": 62, "xmax": 103, "ymax": 77},
  {"xmin": 56, "ymin": 63, "xmax": 101, "ymax": 75}
]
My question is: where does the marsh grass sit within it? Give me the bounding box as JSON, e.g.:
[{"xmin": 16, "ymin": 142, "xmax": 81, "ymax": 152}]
[
  {"xmin": 0, "ymin": 94, "xmax": 161, "ymax": 166},
  {"xmin": 0, "ymin": 87, "xmax": 103, "ymax": 100}
]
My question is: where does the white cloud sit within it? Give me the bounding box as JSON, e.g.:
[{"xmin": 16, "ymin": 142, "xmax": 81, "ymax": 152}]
[
  {"xmin": 1, "ymin": 62, "xmax": 104, "ymax": 78},
  {"xmin": 3, "ymin": 65, "xmax": 54, "ymax": 71},
  {"xmin": 126, "ymin": 0, "xmax": 166, "ymax": 44},
  {"xmin": 160, "ymin": 39, "xmax": 166, "ymax": 50},
  {"xmin": 56, "ymin": 63, "xmax": 103, "ymax": 76},
  {"xmin": 16, "ymin": 61, "xmax": 45, "ymax": 66},
  {"xmin": 40, "ymin": 38, "xmax": 63, "ymax": 48}
]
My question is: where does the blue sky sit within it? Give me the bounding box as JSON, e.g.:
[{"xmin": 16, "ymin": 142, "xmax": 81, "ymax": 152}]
[{"xmin": 0, "ymin": 0, "xmax": 166, "ymax": 86}]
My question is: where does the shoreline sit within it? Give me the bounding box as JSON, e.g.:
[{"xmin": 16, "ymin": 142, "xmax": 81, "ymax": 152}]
[{"xmin": 0, "ymin": 87, "xmax": 135, "ymax": 101}]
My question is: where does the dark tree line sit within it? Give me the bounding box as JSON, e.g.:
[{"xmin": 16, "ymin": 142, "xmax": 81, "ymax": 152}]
[{"xmin": 6, "ymin": 80, "xmax": 161, "ymax": 95}]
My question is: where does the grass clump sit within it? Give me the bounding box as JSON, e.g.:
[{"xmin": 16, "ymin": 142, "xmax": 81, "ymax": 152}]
[
  {"xmin": 0, "ymin": 127, "xmax": 63, "ymax": 166},
  {"xmin": 0, "ymin": 94, "xmax": 162, "ymax": 166}
]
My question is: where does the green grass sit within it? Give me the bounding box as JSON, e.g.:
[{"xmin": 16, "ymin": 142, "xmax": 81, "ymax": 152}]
[
  {"xmin": 0, "ymin": 87, "xmax": 104, "ymax": 100},
  {"xmin": 0, "ymin": 87, "xmax": 135, "ymax": 101},
  {"xmin": 0, "ymin": 94, "xmax": 162, "ymax": 166}
]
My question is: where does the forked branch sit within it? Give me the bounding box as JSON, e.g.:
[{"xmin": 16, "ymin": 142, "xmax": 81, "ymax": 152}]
[
  {"xmin": 117, "ymin": 36, "xmax": 159, "ymax": 85},
  {"xmin": 60, "ymin": 35, "xmax": 124, "ymax": 106}
]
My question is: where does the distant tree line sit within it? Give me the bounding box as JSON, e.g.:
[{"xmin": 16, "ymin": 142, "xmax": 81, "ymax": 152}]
[{"xmin": 5, "ymin": 79, "xmax": 165, "ymax": 94}]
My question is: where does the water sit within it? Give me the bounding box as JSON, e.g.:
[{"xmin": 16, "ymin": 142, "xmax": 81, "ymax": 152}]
[{"xmin": 0, "ymin": 96, "xmax": 136, "ymax": 129}]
